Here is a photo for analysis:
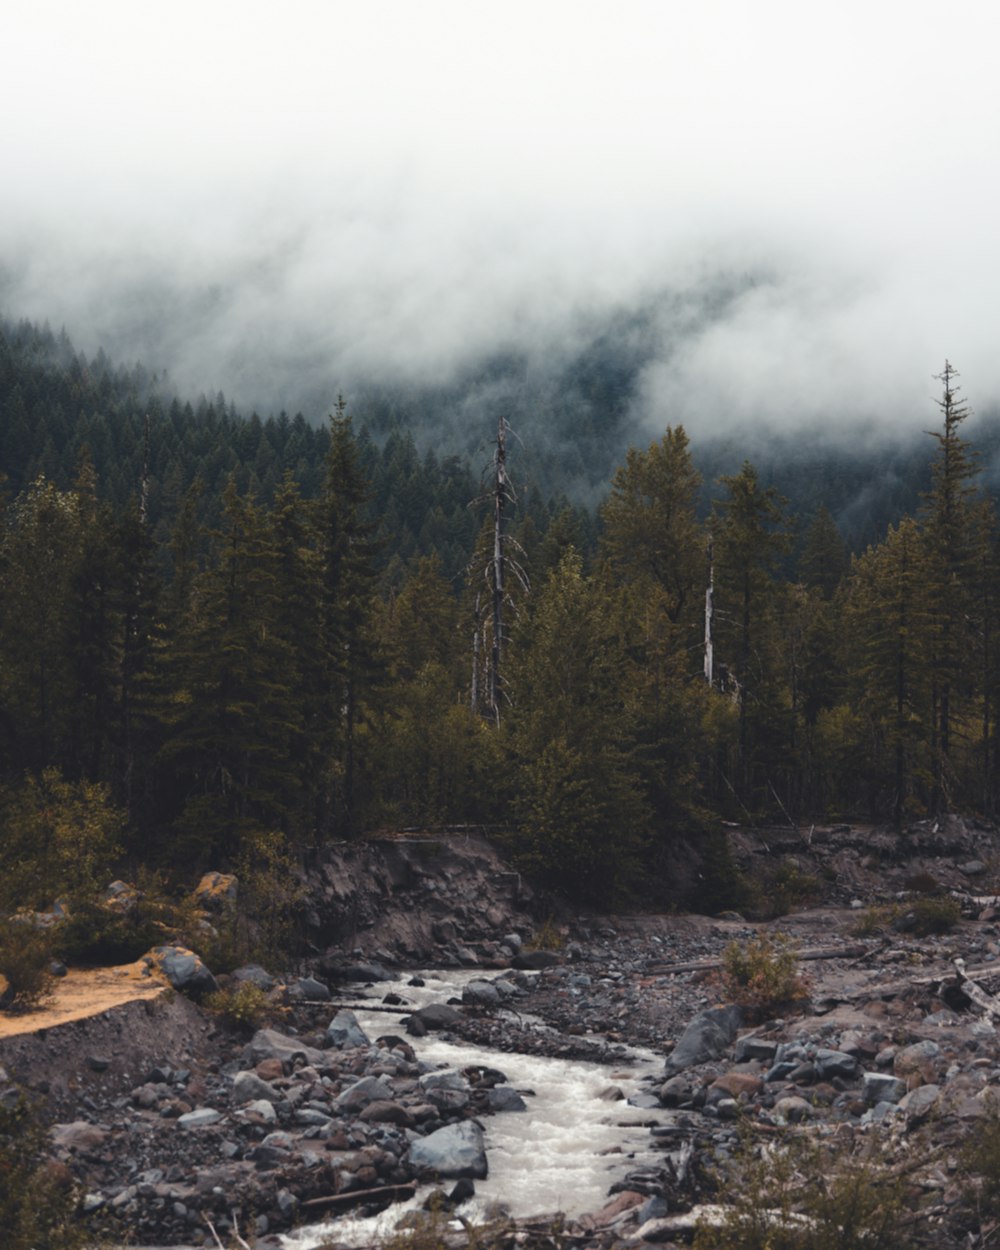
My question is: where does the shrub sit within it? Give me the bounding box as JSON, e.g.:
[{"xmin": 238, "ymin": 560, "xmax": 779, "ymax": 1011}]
[
  {"xmin": 0, "ymin": 1095, "xmax": 105, "ymax": 1249},
  {"xmin": 204, "ymin": 982, "xmax": 273, "ymax": 1032},
  {"xmin": 851, "ymin": 895, "xmax": 961, "ymax": 939},
  {"xmin": 0, "ymin": 770, "xmax": 124, "ymax": 912},
  {"xmin": 51, "ymin": 901, "xmax": 161, "ymax": 967},
  {"xmin": 694, "ymin": 1125, "xmax": 918, "ymax": 1250},
  {"xmin": 525, "ymin": 918, "xmax": 564, "ymax": 952},
  {"xmin": 0, "ymin": 920, "xmax": 54, "ymax": 1012},
  {"xmin": 716, "ymin": 932, "xmax": 808, "ymax": 1020}
]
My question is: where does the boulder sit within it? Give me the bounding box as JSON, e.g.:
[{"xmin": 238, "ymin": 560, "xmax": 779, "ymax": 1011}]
[
  {"xmin": 151, "ymin": 946, "xmax": 218, "ymax": 1001},
  {"xmin": 462, "ymin": 979, "xmax": 502, "ymax": 1007},
  {"xmin": 814, "ymin": 1049, "xmax": 857, "ymax": 1080},
  {"xmin": 485, "ymin": 1086, "xmax": 527, "ymax": 1112},
  {"xmin": 193, "ymin": 872, "xmax": 238, "ymax": 910},
  {"xmin": 664, "ymin": 1005, "xmax": 744, "ymax": 1075},
  {"xmin": 243, "ymin": 1028, "xmax": 326, "ymax": 1070},
  {"xmin": 286, "ymin": 976, "xmax": 331, "ymax": 1002},
  {"xmin": 335, "ymin": 1075, "xmax": 394, "ymax": 1111},
  {"xmin": 407, "ymin": 1003, "xmax": 460, "ymax": 1034},
  {"xmin": 512, "ymin": 950, "xmax": 561, "ymax": 970},
  {"xmin": 231, "ymin": 964, "xmax": 276, "ymax": 991},
  {"xmin": 231, "ymin": 1071, "xmax": 281, "ymax": 1106},
  {"xmin": 408, "ymin": 1120, "xmax": 488, "ymax": 1179},
  {"xmin": 863, "ymin": 1072, "xmax": 907, "ymax": 1105},
  {"xmin": 326, "ymin": 1009, "xmax": 371, "ymax": 1050}
]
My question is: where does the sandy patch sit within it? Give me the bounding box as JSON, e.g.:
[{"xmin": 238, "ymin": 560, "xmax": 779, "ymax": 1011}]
[{"xmin": 0, "ymin": 962, "xmax": 166, "ymax": 1040}]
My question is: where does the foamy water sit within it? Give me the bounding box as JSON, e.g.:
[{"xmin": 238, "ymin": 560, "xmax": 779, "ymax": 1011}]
[{"xmin": 283, "ymin": 970, "xmax": 666, "ymax": 1248}]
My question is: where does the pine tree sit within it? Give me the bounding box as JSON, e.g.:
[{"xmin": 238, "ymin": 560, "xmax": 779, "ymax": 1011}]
[
  {"xmin": 712, "ymin": 462, "xmax": 790, "ymax": 802},
  {"xmin": 921, "ymin": 361, "xmax": 985, "ymax": 809}
]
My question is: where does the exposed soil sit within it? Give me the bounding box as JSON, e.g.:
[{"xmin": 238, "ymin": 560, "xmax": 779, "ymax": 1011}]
[{"xmin": 0, "ymin": 961, "xmax": 165, "ymax": 1040}]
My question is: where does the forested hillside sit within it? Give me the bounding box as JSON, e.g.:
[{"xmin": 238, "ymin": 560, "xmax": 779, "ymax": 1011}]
[{"xmin": 2, "ymin": 316, "xmax": 999, "ymax": 908}]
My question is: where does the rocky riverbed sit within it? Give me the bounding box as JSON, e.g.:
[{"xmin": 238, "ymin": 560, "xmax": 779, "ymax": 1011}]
[{"xmin": 5, "ymin": 821, "xmax": 1000, "ymax": 1247}]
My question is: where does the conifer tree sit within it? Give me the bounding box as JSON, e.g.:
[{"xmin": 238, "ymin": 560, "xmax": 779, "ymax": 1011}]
[{"xmin": 921, "ymin": 361, "xmax": 986, "ymax": 809}]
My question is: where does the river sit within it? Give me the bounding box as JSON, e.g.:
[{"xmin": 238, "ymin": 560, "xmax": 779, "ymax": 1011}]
[{"xmin": 283, "ymin": 969, "xmax": 667, "ymax": 1248}]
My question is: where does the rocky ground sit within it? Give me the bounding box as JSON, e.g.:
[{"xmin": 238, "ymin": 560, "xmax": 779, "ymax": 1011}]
[{"xmin": 4, "ymin": 819, "xmax": 1000, "ymax": 1248}]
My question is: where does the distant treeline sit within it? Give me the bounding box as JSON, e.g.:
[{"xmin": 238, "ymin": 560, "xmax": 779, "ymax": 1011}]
[{"xmin": 2, "ymin": 317, "xmax": 999, "ymax": 908}]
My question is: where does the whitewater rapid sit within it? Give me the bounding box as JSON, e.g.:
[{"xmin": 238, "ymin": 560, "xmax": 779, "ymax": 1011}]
[{"xmin": 283, "ymin": 969, "xmax": 666, "ymax": 1248}]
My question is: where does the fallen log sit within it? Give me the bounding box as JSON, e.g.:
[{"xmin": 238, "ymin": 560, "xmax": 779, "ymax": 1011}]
[
  {"xmin": 647, "ymin": 943, "xmax": 869, "ymax": 975},
  {"xmin": 301, "ymin": 1180, "xmax": 417, "ymax": 1213}
]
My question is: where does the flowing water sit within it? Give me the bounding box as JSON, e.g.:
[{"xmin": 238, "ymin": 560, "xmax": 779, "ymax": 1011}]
[{"xmin": 283, "ymin": 970, "xmax": 667, "ymax": 1248}]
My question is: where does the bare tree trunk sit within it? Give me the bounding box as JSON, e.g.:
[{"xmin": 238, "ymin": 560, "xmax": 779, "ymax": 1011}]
[
  {"xmin": 490, "ymin": 417, "xmax": 507, "ymax": 726},
  {"xmin": 703, "ymin": 536, "xmax": 714, "ymax": 685}
]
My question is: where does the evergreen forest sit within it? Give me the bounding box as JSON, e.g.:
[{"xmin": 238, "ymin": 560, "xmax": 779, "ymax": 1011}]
[{"xmin": 2, "ymin": 315, "xmax": 999, "ymax": 910}]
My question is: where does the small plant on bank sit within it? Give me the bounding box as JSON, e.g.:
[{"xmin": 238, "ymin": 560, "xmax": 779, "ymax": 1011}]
[
  {"xmin": 852, "ymin": 896, "xmax": 961, "ymax": 939},
  {"xmin": 716, "ymin": 932, "xmax": 808, "ymax": 1020},
  {"xmin": 694, "ymin": 1124, "xmax": 919, "ymax": 1250},
  {"xmin": 0, "ymin": 919, "xmax": 54, "ymax": 1012},
  {"xmin": 204, "ymin": 982, "xmax": 273, "ymax": 1032},
  {"xmin": 525, "ymin": 917, "xmax": 565, "ymax": 952},
  {"xmin": 0, "ymin": 1094, "xmax": 109, "ymax": 1249}
]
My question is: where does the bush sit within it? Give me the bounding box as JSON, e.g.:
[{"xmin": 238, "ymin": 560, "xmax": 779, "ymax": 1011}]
[
  {"xmin": 0, "ymin": 770, "xmax": 124, "ymax": 913},
  {"xmin": 716, "ymin": 932, "xmax": 808, "ymax": 1021},
  {"xmin": 0, "ymin": 920, "xmax": 54, "ymax": 1012},
  {"xmin": 0, "ymin": 1095, "xmax": 105, "ymax": 1249},
  {"xmin": 51, "ymin": 902, "xmax": 161, "ymax": 967},
  {"xmin": 853, "ymin": 896, "xmax": 961, "ymax": 938},
  {"xmin": 204, "ymin": 982, "xmax": 273, "ymax": 1032},
  {"xmin": 525, "ymin": 918, "xmax": 564, "ymax": 952},
  {"xmin": 694, "ymin": 1125, "xmax": 918, "ymax": 1250}
]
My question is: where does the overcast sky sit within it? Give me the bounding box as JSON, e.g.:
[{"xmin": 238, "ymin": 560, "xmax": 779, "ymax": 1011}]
[{"xmin": 3, "ymin": 0, "xmax": 999, "ymax": 434}]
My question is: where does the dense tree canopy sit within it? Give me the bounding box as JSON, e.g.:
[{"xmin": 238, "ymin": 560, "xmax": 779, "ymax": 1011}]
[{"xmin": 3, "ymin": 320, "xmax": 1000, "ymax": 906}]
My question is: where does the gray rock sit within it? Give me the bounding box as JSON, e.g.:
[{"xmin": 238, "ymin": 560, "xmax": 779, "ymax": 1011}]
[
  {"xmin": 899, "ymin": 1084, "xmax": 941, "ymax": 1121},
  {"xmin": 664, "ymin": 1005, "xmax": 744, "ymax": 1075},
  {"xmin": 420, "ymin": 1071, "xmax": 471, "ymax": 1094},
  {"xmin": 335, "ymin": 1075, "xmax": 394, "ymax": 1110},
  {"xmin": 231, "ymin": 1070, "xmax": 281, "ymax": 1106},
  {"xmin": 462, "ymin": 979, "xmax": 501, "ymax": 1007},
  {"xmin": 960, "ymin": 860, "xmax": 987, "ymax": 876},
  {"xmin": 408, "ymin": 1003, "xmax": 460, "ymax": 1033},
  {"xmin": 342, "ymin": 961, "xmax": 391, "ymax": 982},
  {"xmin": 286, "ymin": 976, "xmax": 331, "ymax": 1002},
  {"xmin": 177, "ymin": 1108, "xmax": 222, "ymax": 1128},
  {"xmin": 502, "ymin": 933, "xmax": 523, "ymax": 952},
  {"xmin": 733, "ymin": 1034, "xmax": 778, "ymax": 1063},
  {"xmin": 485, "ymin": 1086, "xmax": 527, "ymax": 1112},
  {"xmin": 659, "ymin": 1075, "xmax": 694, "ymax": 1106},
  {"xmin": 814, "ymin": 1048, "xmax": 857, "ymax": 1080},
  {"xmin": 326, "ymin": 1009, "xmax": 371, "ymax": 1050},
  {"xmin": 242, "ymin": 1099, "xmax": 278, "ymax": 1123},
  {"xmin": 153, "ymin": 946, "xmax": 219, "ymax": 1000},
  {"xmin": 512, "ymin": 950, "xmax": 562, "ymax": 970},
  {"xmin": 243, "ymin": 1028, "xmax": 326, "ymax": 1070},
  {"xmin": 409, "ymin": 1120, "xmax": 488, "ymax": 1179},
  {"xmin": 863, "ymin": 1072, "xmax": 907, "ymax": 1105},
  {"xmin": 774, "ymin": 1096, "xmax": 814, "ymax": 1123},
  {"xmin": 231, "ymin": 964, "xmax": 276, "ymax": 990}
]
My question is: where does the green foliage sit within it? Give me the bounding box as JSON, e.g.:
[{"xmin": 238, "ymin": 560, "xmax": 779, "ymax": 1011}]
[
  {"xmin": 961, "ymin": 1099, "xmax": 1000, "ymax": 1226},
  {"xmin": 0, "ymin": 769, "xmax": 125, "ymax": 912},
  {"xmin": 0, "ymin": 920, "xmax": 54, "ymax": 1011},
  {"xmin": 525, "ymin": 918, "xmax": 565, "ymax": 952},
  {"xmin": 204, "ymin": 981, "xmax": 273, "ymax": 1032},
  {"xmin": 851, "ymin": 895, "xmax": 961, "ymax": 938},
  {"xmin": 716, "ymin": 932, "xmax": 808, "ymax": 1020},
  {"xmin": 50, "ymin": 900, "xmax": 161, "ymax": 967},
  {"xmin": 0, "ymin": 1096, "xmax": 104, "ymax": 1249},
  {"xmin": 694, "ymin": 1126, "xmax": 917, "ymax": 1250},
  {"xmin": 747, "ymin": 857, "xmax": 822, "ymax": 920},
  {"xmin": 191, "ymin": 829, "xmax": 305, "ymax": 973}
]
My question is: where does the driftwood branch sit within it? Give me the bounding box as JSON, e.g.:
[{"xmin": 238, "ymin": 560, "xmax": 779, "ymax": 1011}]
[
  {"xmin": 301, "ymin": 1180, "xmax": 418, "ymax": 1213},
  {"xmin": 647, "ymin": 943, "xmax": 869, "ymax": 976}
]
